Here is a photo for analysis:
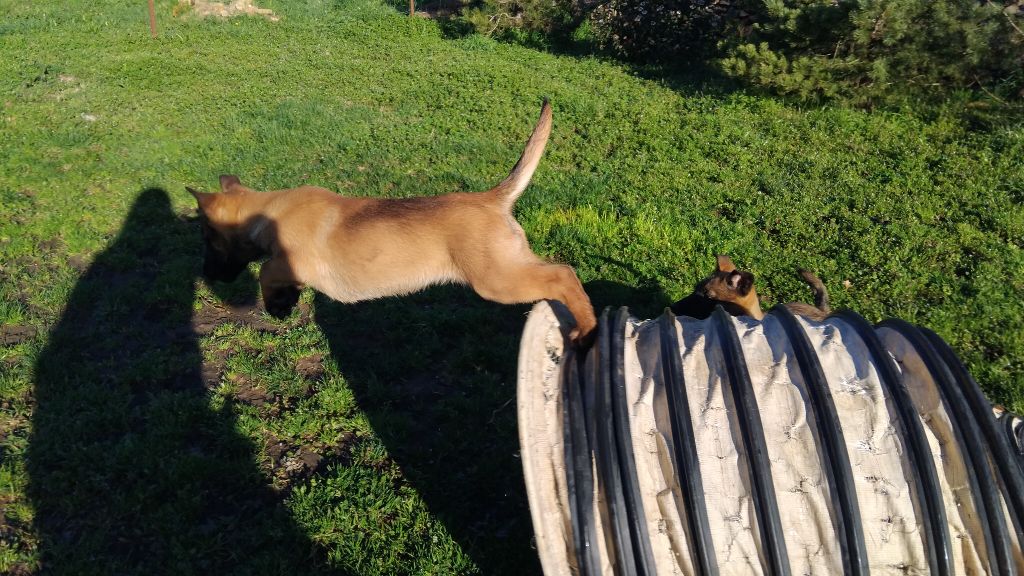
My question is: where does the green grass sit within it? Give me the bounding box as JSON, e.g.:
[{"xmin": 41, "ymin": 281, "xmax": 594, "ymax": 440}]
[{"xmin": 1, "ymin": 0, "xmax": 1022, "ymax": 573}]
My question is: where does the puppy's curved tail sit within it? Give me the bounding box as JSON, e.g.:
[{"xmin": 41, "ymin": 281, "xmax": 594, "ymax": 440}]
[
  {"xmin": 798, "ymin": 269, "xmax": 831, "ymax": 314},
  {"xmin": 488, "ymin": 99, "xmax": 552, "ymax": 211}
]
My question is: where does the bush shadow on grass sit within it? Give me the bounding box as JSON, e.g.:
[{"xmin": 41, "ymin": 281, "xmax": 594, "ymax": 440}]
[
  {"xmin": 313, "ymin": 278, "xmax": 670, "ymax": 575},
  {"xmin": 28, "ymin": 188, "xmax": 341, "ymax": 576}
]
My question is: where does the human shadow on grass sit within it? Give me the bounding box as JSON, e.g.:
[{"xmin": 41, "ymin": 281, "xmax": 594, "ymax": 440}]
[
  {"xmin": 313, "ymin": 278, "xmax": 670, "ymax": 575},
  {"xmin": 28, "ymin": 188, "xmax": 340, "ymax": 576}
]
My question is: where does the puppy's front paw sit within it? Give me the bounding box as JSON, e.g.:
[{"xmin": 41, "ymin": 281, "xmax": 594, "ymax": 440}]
[
  {"xmin": 569, "ymin": 325, "xmax": 596, "ymax": 350},
  {"xmin": 264, "ymin": 285, "xmax": 300, "ymax": 319}
]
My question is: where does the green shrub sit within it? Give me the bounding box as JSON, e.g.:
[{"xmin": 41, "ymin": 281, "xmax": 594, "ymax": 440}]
[
  {"xmin": 588, "ymin": 0, "xmax": 752, "ymax": 60},
  {"xmin": 458, "ymin": 0, "xmax": 1024, "ymax": 105},
  {"xmin": 460, "ymin": 0, "xmax": 578, "ymax": 44},
  {"xmin": 720, "ymin": 1, "xmax": 1024, "ymax": 103}
]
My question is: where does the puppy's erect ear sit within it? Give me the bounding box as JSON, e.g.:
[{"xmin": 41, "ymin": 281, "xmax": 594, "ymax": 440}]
[
  {"xmin": 187, "ymin": 186, "xmax": 214, "ymax": 211},
  {"xmin": 716, "ymin": 254, "xmax": 736, "ymax": 273},
  {"xmin": 727, "ymin": 271, "xmax": 755, "ymax": 295},
  {"xmin": 219, "ymin": 174, "xmax": 242, "ymax": 192}
]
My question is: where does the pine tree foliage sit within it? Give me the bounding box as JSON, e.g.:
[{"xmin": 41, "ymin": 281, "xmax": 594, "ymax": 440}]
[
  {"xmin": 457, "ymin": 0, "xmax": 1024, "ymax": 103},
  {"xmin": 721, "ymin": 0, "xmax": 1024, "ymax": 102}
]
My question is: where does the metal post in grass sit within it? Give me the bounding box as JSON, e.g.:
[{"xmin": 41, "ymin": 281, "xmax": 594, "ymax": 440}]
[{"xmin": 148, "ymin": 0, "xmax": 157, "ymax": 37}]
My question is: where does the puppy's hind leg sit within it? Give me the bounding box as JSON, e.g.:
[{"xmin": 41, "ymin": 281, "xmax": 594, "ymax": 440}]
[
  {"xmin": 259, "ymin": 257, "xmax": 301, "ymax": 319},
  {"xmin": 468, "ymin": 262, "xmax": 597, "ymax": 347}
]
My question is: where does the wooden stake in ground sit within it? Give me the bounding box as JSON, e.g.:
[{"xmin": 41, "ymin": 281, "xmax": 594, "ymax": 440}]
[
  {"xmin": 409, "ymin": 0, "xmax": 414, "ymax": 16},
  {"xmin": 148, "ymin": 0, "xmax": 157, "ymax": 37}
]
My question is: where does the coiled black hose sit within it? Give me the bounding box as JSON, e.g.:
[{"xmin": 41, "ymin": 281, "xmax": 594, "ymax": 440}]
[{"xmin": 535, "ymin": 305, "xmax": 1020, "ymax": 575}]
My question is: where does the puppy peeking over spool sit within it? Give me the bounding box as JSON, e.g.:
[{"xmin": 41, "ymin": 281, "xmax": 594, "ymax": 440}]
[
  {"xmin": 671, "ymin": 254, "xmax": 831, "ymax": 321},
  {"xmin": 187, "ymin": 100, "xmax": 597, "ymax": 347}
]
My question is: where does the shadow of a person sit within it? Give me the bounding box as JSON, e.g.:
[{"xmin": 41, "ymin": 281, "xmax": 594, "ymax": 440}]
[
  {"xmin": 314, "ymin": 286, "xmax": 539, "ymax": 575},
  {"xmin": 312, "ymin": 279, "xmax": 670, "ymax": 575},
  {"xmin": 29, "ymin": 188, "xmax": 339, "ymax": 575}
]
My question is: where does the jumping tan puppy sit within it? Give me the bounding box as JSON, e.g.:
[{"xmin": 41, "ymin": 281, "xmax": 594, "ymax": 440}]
[
  {"xmin": 671, "ymin": 255, "xmax": 830, "ymax": 321},
  {"xmin": 188, "ymin": 100, "xmax": 597, "ymax": 346}
]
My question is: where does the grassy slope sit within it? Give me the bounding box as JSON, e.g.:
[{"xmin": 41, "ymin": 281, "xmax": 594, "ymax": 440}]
[{"xmin": 1, "ymin": 0, "xmax": 1022, "ymax": 573}]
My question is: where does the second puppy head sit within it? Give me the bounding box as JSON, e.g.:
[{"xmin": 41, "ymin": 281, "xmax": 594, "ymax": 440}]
[{"xmin": 699, "ymin": 255, "xmax": 757, "ymax": 307}]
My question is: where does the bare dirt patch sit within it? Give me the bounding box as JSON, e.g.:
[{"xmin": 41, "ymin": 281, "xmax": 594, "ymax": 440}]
[
  {"xmin": 191, "ymin": 304, "xmax": 282, "ymax": 336},
  {"xmin": 1, "ymin": 325, "xmax": 37, "ymax": 346},
  {"xmin": 177, "ymin": 0, "xmax": 280, "ymax": 21},
  {"xmin": 261, "ymin": 430, "xmax": 360, "ymax": 492},
  {"xmin": 230, "ymin": 374, "xmax": 272, "ymax": 406},
  {"xmin": 294, "ymin": 353, "xmax": 324, "ymax": 381}
]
